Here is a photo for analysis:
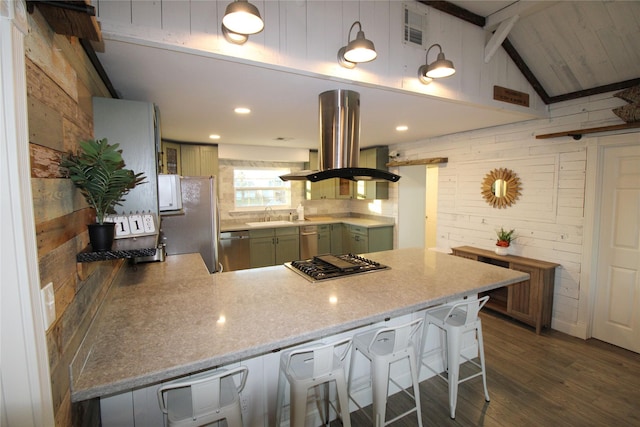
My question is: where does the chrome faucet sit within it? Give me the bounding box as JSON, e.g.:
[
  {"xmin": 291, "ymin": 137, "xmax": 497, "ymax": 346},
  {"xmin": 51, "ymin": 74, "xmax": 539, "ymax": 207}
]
[{"xmin": 264, "ymin": 206, "xmax": 274, "ymax": 222}]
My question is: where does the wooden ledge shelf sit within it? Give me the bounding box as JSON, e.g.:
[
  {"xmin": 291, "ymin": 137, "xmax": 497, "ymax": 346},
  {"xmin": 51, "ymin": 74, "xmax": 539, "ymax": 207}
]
[
  {"xmin": 76, "ymin": 235, "xmax": 158, "ymax": 263},
  {"xmin": 536, "ymin": 122, "xmax": 640, "ymax": 140},
  {"xmin": 386, "ymin": 157, "xmax": 448, "ymax": 167}
]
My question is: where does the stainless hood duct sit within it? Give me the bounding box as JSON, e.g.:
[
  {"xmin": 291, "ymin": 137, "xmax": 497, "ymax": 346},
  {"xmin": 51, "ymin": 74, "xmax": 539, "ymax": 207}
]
[{"xmin": 280, "ymin": 89, "xmax": 400, "ymax": 182}]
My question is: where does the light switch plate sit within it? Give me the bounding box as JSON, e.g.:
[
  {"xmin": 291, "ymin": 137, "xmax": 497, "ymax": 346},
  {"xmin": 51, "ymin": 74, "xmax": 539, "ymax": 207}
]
[{"xmin": 41, "ymin": 282, "xmax": 55, "ymax": 330}]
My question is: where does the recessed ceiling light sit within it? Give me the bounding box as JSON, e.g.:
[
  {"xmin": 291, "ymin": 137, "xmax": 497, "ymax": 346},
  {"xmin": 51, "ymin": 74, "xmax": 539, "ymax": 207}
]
[
  {"xmin": 396, "ymin": 125, "xmax": 408, "ymax": 131},
  {"xmin": 234, "ymin": 107, "xmax": 251, "ymax": 114},
  {"xmin": 209, "ymin": 134, "xmax": 221, "ymax": 140}
]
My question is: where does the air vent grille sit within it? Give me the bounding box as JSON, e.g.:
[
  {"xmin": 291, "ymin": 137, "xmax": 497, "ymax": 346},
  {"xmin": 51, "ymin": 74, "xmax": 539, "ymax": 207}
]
[{"xmin": 403, "ymin": 4, "xmax": 426, "ymax": 47}]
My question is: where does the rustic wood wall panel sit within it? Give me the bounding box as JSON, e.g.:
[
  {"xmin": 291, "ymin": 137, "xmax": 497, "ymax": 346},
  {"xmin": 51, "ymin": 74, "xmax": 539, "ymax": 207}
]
[
  {"xmin": 32, "ymin": 178, "xmax": 86, "ymax": 222},
  {"xmin": 25, "ymin": 7, "xmax": 116, "ymax": 426},
  {"xmin": 36, "ymin": 208, "xmax": 94, "ymax": 258}
]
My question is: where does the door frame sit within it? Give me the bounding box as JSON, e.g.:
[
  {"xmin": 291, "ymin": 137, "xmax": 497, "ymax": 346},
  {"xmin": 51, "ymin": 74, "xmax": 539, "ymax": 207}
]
[{"xmin": 582, "ymin": 133, "xmax": 640, "ymax": 340}]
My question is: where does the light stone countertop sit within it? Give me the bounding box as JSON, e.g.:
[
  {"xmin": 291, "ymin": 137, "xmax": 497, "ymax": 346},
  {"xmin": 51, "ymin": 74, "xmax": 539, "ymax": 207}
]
[
  {"xmin": 70, "ymin": 248, "xmax": 528, "ymax": 402},
  {"xmin": 221, "ymin": 216, "xmax": 394, "ymax": 232}
]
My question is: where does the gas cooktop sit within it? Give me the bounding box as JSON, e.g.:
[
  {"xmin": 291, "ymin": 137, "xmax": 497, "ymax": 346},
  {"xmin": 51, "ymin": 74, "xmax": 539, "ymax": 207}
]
[{"xmin": 285, "ymin": 253, "xmax": 390, "ymax": 282}]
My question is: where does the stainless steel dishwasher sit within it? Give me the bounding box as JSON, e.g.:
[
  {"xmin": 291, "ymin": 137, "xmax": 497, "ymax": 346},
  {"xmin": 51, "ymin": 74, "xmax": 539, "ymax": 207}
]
[
  {"xmin": 219, "ymin": 231, "xmax": 250, "ymax": 272},
  {"xmin": 299, "ymin": 225, "xmax": 318, "ymax": 260}
]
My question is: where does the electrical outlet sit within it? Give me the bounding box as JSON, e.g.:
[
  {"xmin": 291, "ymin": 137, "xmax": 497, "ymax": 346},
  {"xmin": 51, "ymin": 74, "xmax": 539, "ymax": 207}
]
[{"xmin": 41, "ymin": 282, "xmax": 55, "ymax": 330}]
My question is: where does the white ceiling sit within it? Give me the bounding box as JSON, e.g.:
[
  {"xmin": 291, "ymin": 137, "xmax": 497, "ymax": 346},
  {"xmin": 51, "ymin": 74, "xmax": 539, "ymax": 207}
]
[
  {"xmin": 93, "ymin": 0, "xmax": 640, "ymax": 151},
  {"xmin": 96, "ymin": 39, "xmax": 531, "ymax": 150}
]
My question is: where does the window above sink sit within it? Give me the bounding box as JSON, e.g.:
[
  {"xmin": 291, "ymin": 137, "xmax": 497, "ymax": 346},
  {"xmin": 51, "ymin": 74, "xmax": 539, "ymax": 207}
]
[{"xmin": 234, "ymin": 167, "xmax": 291, "ymax": 209}]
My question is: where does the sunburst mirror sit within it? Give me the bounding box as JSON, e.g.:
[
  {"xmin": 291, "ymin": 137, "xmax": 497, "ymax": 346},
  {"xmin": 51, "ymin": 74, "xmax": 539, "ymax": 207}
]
[{"xmin": 481, "ymin": 168, "xmax": 521, "ymax": 208}]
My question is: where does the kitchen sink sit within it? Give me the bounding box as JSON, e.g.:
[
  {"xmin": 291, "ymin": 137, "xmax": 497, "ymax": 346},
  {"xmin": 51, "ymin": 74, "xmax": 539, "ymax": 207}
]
[{"xmin": 245, "ymin": 220, "xmax": 295, "ymax": 227}]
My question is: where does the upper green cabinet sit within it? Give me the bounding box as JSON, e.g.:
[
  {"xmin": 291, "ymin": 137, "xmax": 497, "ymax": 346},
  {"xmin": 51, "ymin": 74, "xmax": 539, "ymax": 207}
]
[
  {"xmin": 180, "ymin": 144, "xmax": 219, "ymax": 177},
  {"xmin": 306, "ymin": 151, "xmax": 353, "ymax": 199},
  {"xmin": 355, "ymin": 147, "xmax": 389, "ymax": 200},
  {"xmin": 307, "ymin": 148, "xmax": 390, "ymax": 200}
]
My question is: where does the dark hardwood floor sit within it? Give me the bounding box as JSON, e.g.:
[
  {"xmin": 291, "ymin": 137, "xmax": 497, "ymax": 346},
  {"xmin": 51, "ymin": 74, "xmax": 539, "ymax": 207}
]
[{"xmin": 339, "ymin": 311, "xmax": 640, "ymax": 426}]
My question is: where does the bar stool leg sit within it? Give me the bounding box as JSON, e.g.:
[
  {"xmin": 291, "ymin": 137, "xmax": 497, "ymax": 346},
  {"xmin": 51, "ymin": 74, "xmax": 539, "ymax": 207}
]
[
  {"xmin": 477, "ymin": 323, "xmax": 490, "ymax": 402},
  {"xmin": 290, "ymin": 381, "xmax": 309, "ymax": 427},
  {"xmin": 446, "ymin": 326, "xmax": 461, "ymax": 419},
  {"xmin": 335, "ymin": 373, "xmax": 352, "ymax": 427},
  {"xmin": 275, "ymin": 370, "xmax": 286, "ymax": 427},
  {"xmin": 408, "ymin": 351, "xmax": 424, "ymax": 427},
  {"xmin": 371, "ymin": 357, "xmax": 391, "ymax": 426}
]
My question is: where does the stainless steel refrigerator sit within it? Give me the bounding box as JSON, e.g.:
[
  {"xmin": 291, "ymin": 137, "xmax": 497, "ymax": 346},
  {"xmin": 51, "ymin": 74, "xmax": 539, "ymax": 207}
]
[{"xmin": 161, "ymin": 176, "xmax": 219, "ymax": 273}]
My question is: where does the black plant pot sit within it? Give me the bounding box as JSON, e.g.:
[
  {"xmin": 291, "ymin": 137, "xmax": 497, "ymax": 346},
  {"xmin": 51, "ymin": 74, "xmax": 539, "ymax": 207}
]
[{"xmin": 88, "ymin": 222, "xmax": 116, "ymax": 252}]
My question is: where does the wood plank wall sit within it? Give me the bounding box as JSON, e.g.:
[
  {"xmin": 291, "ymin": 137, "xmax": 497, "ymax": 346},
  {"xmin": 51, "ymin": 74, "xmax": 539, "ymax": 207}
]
[{"xmin": 25, "ymin": 10, "xmax": 120, "ymax": 427}]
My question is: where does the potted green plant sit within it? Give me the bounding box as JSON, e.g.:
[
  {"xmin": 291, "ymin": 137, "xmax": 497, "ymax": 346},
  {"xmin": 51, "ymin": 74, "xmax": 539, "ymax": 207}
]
[
  {"xmin": 495, "ymin": 227, "xmax": 515, "ymax": 255},
  {"xmin": 61, "ymin": 138, "xmax": 146, "ymax": 251}
]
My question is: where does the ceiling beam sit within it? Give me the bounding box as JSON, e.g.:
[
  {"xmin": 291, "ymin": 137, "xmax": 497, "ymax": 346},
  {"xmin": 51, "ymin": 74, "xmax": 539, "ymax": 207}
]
[
  {"xmin": 421, "ymin": 0, "xmax": 634, "ymax": 104},
  {"xmin": 484, "ymin": 16, "xmax": 518, "ymax": 63},
  {"xmin": 546, "ymin": 78, "xmax": 640, "ymax": 104},
  {"xmin": 501, "ymin": 38, "xmax": 550, "ymax": 104},
  {"xmin": 418, "ymin": 1, "xmax": 485, "ymax": 26}
]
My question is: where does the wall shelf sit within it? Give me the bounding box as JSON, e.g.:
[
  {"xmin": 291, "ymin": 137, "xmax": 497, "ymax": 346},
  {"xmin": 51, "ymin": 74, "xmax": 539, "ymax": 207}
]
[
  {"xmin": 386, "ymin": 157, "xmax": 448, "ymax": 167},
  {"xmin": 27, "ymin": 0, "xmax": 102, "ymax": 41},
  {"xmin": 76, "ymin": 235, "xmax": 158, "ymax": 263},
  {"xmin": 535, "ymin": 122, "xmax": 640, "ymax": 140}
]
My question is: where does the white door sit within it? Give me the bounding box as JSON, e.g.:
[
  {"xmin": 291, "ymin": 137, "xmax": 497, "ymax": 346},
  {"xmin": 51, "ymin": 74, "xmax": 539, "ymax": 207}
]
[{"xmin": 592, "ymin": 144, "xmax": 640, "ymax": 353}]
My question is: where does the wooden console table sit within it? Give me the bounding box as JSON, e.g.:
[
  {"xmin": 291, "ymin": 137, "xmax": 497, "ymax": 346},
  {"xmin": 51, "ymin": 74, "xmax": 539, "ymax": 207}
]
[{"xmin": 452, "ymin": 246, "xmax": 560, "ymax": 334}]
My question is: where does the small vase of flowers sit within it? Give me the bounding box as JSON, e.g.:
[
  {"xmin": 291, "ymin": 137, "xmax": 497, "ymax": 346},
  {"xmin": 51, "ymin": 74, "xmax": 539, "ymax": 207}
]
[{"xmin": 495, "ymin": 227, "xmax": 515, "ymax": 255}]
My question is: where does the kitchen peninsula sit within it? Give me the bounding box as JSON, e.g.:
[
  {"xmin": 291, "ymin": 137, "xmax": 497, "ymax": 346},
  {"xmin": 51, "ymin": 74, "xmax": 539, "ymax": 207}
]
[{"xmin": 70, "ymin": 248, "xmax": 529, "ymax": 424}]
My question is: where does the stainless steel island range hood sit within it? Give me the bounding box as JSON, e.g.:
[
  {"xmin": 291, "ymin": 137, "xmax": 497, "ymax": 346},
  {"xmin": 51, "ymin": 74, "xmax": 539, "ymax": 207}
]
[{"xmin": 280, "ymin": 90, "xmax": 400, "ymax": 182}]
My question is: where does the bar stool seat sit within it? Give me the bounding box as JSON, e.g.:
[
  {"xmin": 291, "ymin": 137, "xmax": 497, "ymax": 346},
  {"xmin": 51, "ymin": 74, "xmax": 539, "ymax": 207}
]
[
  {"xmin": 420, "ymin": 295, "xmax": 490, "ymax": 419},
  {"xmin": 348, "ymin": 319, "xmax": 424, "ymax": 427},
  {"xmin": 275, "ymin": 337, "xmax": 352, "ymax": 427},
  {"xmin": 157, "ymin": 366, "xmax": 248, "ymax": 427}
]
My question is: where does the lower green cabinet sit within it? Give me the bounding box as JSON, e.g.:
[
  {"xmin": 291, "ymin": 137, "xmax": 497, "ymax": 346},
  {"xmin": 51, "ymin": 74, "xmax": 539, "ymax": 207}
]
[
  {"xmin": 318, "ymin": 224, "xmax": 344, "ymax": 255},
  {"xmin": 247, "ymin": 223, "xmax": 391, "ymax": 268},
  {"xmin": 330, "ymin": 224, "xmax": 343, "ymax": 254},
  {"xmin": 343, "ymin": 225, "xmax": 393, "ymax": 254},
  {"xmin": 318, "ymin": 225, "xmax": 331, "ymax": 254},
  {"xmin": 249, "ymin": 227, "xmax": 299, "ymax": 268}
]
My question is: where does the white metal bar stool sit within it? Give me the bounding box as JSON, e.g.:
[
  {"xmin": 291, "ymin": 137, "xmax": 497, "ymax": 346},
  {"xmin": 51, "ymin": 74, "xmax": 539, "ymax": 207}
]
[
  {"xmin": 420, "ymin": 295, "xmax": 490, "ymax": 419},
  {"xmin": 157, "ymin": 366, "xmax": 248, "ymax": 427},
  {"xmin": 347, "ymin": 319, "xmax": 424, "ymax": 427},
  {"xmin": 275, "ymin": 337, "xmax": 352, "ymax": 427}
]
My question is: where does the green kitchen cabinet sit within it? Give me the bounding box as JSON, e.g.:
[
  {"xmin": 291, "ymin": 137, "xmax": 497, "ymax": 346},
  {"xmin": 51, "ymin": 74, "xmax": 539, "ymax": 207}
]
[
  {"xmin": 368, "ymin": 226, "xmax": 394, "ymax": 253},
  {"xmin": 275, "ymin": 228, "xmax": 300, "ymax": 264},
  {"xmin": 318, "ymin": 223, "xmax": 344, "ymax": 255},
  {"xmin": 306, "ymin": 152, "xmax": 353, "ymax": 199},
  {"xmin": 330, "ymin": 223, "xmax": 344, "ymax": 254},
  {"xmin": 318, "ymin": 225, "xmax": 331, "ymax": 254},
  {"xmin": 249, "ymin": 227, "xmax": 299, "ymax": 268},
  {"xmin": 347, "ymin": 225, "xmax": 369, "ymax": 254},
  {"xmin": 355, "ymin": 147, "xmax": 389, "ymax": 200},
  {"xmin": 249, "ymin": 234, "xmax": 275, "ymax": 268},
  {"xmin": 180, "ymin": 144, "xmax": 218, "ymax": 177},
  {"xmin": 343, "ymin": 224, "xmax": 393, "ymax": 254}
]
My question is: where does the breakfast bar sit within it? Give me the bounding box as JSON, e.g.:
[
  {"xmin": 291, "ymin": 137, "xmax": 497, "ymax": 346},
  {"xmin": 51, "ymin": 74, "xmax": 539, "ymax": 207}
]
[{"xmin": 70, "ymin": 248, "xmax": 529, "ymax": 424}]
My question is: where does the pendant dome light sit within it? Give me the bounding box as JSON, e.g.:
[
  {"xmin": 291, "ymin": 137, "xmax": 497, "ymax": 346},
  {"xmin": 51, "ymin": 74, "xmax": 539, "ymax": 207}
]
[
  {"xmin": 338, "ymin": 21, "xmax": 377, "ymax": 69},
  {"xmin": 222, "ymin": 0, "xmax": 264, "ymax": 35},
  {"xmin": 418, "ymin": 43, "xmax": 456, "ymax": 84}
]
